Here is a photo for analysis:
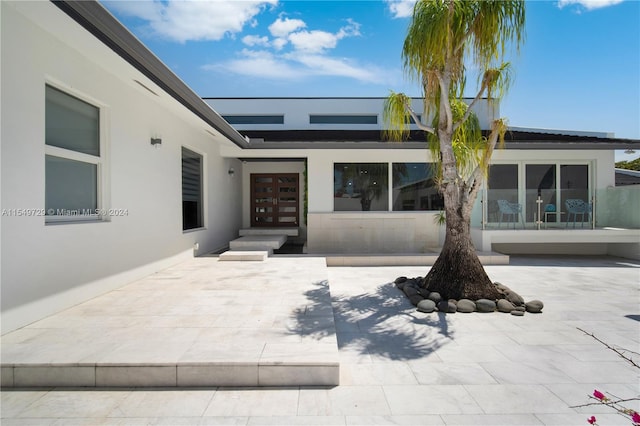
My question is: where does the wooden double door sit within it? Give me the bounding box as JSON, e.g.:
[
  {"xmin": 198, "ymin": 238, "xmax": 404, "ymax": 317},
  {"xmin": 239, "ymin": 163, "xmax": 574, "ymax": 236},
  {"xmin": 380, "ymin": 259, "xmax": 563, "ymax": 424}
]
[{"xmin": 250, "ymin": 173, "xmax": 299, "ymax": 227}]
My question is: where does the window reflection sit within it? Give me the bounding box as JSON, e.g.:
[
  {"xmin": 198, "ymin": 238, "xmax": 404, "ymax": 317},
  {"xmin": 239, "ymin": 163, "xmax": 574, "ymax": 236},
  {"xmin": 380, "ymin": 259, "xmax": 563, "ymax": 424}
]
[
  {"xmin": 334, "ymin": 163, "xmax": 388, "ymax": 211},
  {"xmin": 392, "ymin": 163, "xmax": 443, "ymax": 211}
]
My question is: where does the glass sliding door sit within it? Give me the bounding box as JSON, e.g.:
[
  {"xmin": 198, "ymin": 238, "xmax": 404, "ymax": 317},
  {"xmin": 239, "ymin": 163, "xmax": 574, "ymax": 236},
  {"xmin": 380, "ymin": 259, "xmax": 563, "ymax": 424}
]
[
  {"xmin": 525, "ymin": 164, "xmax": 556, "ymax": 223},
  {"xmin": 560, "ymin": 165, "xmax": 589, "ymax": 224},
  {"xmin": 487, "ymin": 164, "xmax": 518, "ymax": 223}
]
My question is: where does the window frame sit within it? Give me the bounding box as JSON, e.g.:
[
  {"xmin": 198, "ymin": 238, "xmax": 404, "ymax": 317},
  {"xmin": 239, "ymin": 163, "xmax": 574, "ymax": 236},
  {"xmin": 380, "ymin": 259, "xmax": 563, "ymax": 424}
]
[
  {"xmin": 483, "ymin": 161, "xmax": 593, "ymax": 225},
  {"xmin": 333, "ymin": 162, "xmax": 389, "ymax": 212},
  {"xmin": 181, "ymin": 146, "xmax": 206, "ymax": 232},
  {"xmin": 310, "ymin": 115, "xmax": 378, "ymax": 125},
  {"xmin": 44, "ymin": 81, "xmax": 109, "ymax": 224},
  {"xmin": 333, "ymin": 162, "xmax": 446, "ymax": 213},
  {"xmin": 222, "ymin": 115, "xmax": 284, "ymax": 125}
]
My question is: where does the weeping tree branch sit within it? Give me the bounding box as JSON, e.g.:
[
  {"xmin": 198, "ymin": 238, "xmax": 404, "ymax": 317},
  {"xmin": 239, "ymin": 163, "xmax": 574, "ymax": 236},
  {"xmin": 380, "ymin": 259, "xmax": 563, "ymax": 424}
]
[
  {"xmin": 436, "ymin": 71, "xmax": 454, "ymax": 135},
  {"xmin": 408, "ymin": 106, "xmax": 435, "ymax": 134}
]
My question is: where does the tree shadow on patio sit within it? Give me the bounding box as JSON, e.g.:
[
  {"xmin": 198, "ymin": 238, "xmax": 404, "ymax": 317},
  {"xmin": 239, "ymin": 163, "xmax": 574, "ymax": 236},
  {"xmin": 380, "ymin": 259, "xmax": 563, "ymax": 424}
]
[{"xmin": 288, "ymin": 279, "xmax": 453, "ymax": 361}]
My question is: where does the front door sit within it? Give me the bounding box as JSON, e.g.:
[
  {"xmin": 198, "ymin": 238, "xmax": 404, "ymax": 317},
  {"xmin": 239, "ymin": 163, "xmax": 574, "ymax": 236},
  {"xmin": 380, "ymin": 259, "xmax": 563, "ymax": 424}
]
[{"xmin": 250, "ymin": 173, "xmax": 299, "ymax": 227}]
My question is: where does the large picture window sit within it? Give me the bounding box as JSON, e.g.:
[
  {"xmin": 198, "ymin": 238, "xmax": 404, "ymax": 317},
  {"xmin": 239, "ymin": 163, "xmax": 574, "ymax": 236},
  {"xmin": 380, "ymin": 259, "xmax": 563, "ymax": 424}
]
[
  {"xmin": 392, "ymin": 163, "xmax": 443, "ymax": 211},
  {"xmin": 182, "ymin": 147, "xmax": 203, "ymax": 230},
  {"xmin": 334, "ymin": 163, "xmax": 388, "ymax": 211},
  {"xmin": 45, "ymin": 85, "xmax": 102, "ymax": 221}
]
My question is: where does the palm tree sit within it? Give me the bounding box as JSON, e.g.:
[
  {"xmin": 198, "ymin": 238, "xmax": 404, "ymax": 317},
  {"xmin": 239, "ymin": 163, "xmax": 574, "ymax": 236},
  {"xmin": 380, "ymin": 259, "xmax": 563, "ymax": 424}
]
[{"xmin": 383, "ymin": 0, "xmax": 525, "ymax": 300}]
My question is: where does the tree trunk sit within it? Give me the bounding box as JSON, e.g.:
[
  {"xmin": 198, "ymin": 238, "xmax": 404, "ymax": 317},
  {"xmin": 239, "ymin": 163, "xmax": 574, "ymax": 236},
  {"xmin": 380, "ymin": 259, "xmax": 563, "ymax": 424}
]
[
  {"xmin": 422, "ymin": 205, "xmax": 502, "ymax": 301},
  {"xmin": 422, "ymin": 123, "xmax": 502, "ymax": 301}
]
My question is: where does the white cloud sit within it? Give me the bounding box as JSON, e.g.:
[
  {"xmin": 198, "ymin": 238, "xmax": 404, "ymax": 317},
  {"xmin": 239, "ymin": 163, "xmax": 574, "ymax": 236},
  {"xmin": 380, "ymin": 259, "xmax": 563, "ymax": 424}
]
[
  {"xmin": 242, "ymin": 35, "xmax": 270, "ymax": 47},
  {"xmin": 288, "ymin": 30, "xmax": 341, "ymax": 53},
  {"xmin": 207, "ymin": 49, "xmax": 388, "ymax": 84},
  {"xmin": 105, "ymin": 0, "xmax": 278, "ymax": 43},
  {"xmin": 557, "ymin": 0, "xmax": 624, "ymax": 10},
  {"xmin": 272, "ymin": 37, "xmax": 289, "ymax": 50},
  {"xmin": 200, "ymin": 10, "xmax": 384, "ymax": 84},
  {"xmin": 288, "ymin": 20, "xmax": 360, "ymax": 53},
  {"xmin": 293, "ymin": 54, "xmax": 384, "ymax": 83},
  {"xmin": 385, "ymin": 0, "xmax": 416, "ymax": 18},
  {"xmin": 268, "ymin": 16, "xmax": 306, "ymax": 38},
  {"xmin": 205, "ymin": 49, "xmax": 302, "ymax": 79}
]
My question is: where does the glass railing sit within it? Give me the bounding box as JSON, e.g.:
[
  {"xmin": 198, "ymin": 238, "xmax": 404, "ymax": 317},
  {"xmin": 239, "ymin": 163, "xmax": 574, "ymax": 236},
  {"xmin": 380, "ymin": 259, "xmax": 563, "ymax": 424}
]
[
  {"xmin": 595, "ymin": 186, "xmax": 640, "ymax": 229},
  {"xmin": 472, "ymin": 186, "xmax": 640, "ymax": 230}
]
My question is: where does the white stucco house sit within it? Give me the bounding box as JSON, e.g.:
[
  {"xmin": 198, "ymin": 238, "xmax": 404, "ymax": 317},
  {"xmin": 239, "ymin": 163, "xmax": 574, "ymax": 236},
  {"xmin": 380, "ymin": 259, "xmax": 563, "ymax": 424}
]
[
  {"xmin": 206, "ymin": 97, "xmax": 640, "ymax": 259},
  {"xmin": 1, "ymin": 0, "xmax": 639, "ymax": 333}
]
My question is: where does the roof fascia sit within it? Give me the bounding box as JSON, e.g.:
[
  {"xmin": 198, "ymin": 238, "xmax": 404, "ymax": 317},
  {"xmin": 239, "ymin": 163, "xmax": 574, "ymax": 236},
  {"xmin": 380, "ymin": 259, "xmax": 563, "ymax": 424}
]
[
  {"xmin": 234, "ymin": 130, "xmax": 640, "ymax": 150},
  {"xmin": 51, "ymin": 0, "xmax": 249, "ymax": 149}
]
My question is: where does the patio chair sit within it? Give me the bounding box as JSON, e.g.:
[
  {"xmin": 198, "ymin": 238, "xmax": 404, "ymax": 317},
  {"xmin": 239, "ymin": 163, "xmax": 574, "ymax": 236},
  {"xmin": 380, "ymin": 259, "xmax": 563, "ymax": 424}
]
[
  {"xmin": 497, "ymin": 199, "xmax": 525, "ymax": 229},
  {"xmin": 565, "ymin": 199, "xmax": 592, "ymax": 228}
]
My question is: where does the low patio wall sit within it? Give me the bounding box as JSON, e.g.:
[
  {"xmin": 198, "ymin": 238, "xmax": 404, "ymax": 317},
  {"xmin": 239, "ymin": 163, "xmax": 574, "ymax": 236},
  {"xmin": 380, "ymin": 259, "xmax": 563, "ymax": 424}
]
[
  {"xmin": 472, "ymin": 228, "xmax": 640, "ymax": 260},
  {"xmin": 306, "ymin": 212, "xmax": 442, "ymax": 254}
]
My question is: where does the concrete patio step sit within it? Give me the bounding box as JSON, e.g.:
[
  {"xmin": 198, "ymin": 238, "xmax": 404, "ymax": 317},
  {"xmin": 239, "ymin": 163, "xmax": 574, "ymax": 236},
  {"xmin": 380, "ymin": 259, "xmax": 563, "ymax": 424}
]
[
  {"xmin": 219, "ymin": 250, "xmax": 269, "ymax": 261},
  {"xmin": 2, "ymin": 359, "xmax": 339, "ymax": 388},
  {"xmin": 239, "ymin": 228, "xmax": 299, "ymax": 237},
  {"xmin": 325, "ymin": 251, "xmax": 509, "ymax": 266},
  {"xmin": 229, "ymin": 235, "xmax": 287, "ymax": 251}
]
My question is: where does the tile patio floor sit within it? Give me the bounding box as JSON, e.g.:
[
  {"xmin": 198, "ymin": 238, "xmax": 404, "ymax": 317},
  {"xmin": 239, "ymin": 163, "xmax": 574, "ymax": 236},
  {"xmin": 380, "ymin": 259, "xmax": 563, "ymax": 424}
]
[{"xmin": 1, "ymin": 255, "xmax": 639, "ymax": 425}]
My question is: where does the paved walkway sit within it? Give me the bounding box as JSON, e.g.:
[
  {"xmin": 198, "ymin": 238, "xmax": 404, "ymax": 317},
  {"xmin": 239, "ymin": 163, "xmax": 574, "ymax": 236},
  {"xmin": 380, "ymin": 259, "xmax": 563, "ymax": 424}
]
[
  {"xmin": 1, "ymin": 257, "xmax": 338, "ymax": 387},
  {"xmin": 2, "ymin": 255, "xmax": 639, "ymax": 425}
]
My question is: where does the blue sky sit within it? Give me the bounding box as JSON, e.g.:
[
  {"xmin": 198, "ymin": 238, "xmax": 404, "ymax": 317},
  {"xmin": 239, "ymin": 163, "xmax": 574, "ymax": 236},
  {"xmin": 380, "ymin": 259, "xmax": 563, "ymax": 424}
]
[{"xmin": 102, "ymin": 0, "xmax": 639, "ymax": 159}]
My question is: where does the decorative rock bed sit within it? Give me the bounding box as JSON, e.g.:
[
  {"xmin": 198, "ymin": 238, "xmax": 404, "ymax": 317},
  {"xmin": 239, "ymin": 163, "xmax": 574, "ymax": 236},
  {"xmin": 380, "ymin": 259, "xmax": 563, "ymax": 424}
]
[{"xmin": 394, "ymin": 276, "xmax": 543, "ymax": 315}]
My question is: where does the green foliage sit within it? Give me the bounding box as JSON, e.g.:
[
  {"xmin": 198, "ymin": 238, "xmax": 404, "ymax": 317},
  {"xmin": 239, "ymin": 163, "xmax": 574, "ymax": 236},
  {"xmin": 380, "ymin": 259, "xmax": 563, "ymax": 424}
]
[
  {"xmin": 616, "ymin": 157, "xmax": 640, "ymax": 171},
  {"xmin": 383, "ymin": 91, "xmax": 413, "ymax": 142},
  {"xmin": 383, "ymin": 0, "xmax": 525, "ymax": 193},
  {"xmin": 402, "ymin": 0, "xmax": 525, "ymax": 113}
]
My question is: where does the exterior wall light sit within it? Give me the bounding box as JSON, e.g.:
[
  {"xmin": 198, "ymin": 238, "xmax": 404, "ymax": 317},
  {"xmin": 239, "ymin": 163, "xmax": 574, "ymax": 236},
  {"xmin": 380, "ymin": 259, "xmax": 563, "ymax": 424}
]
[
  {"xmin": 150, "ymin": 137, "xmax": 162, "ymax": 147},
  {"xmin": 228, "ymin": 167, "xmax": 235, "ymax": 176}
]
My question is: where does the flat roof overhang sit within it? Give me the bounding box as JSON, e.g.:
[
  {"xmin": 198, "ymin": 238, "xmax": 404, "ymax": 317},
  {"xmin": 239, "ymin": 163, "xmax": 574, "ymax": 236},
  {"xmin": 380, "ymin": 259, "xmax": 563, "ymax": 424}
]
[{"xmin": 236, "ymin": 130, "xmax": 640, "ymax": 150}]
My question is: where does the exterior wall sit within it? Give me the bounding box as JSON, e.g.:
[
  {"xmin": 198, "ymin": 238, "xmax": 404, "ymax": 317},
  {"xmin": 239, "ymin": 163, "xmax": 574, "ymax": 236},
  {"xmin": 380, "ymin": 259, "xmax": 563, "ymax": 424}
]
[
  {"xmin": 220, "ymin": 147, "xmax": 445, "ymax": 253},
  {"xmin": 305, "ymin": 148, "xmax": 441, "ymax": 253},
  {"xmin": 207, "ymin": 97, "xmax": 497, "ymax": 132},
  {"xmin": 222, "ymin": 145, "xmax": 621, "ymax": 254},
  {"xmin": 1, "ymin": 2, "xmax": 242, "ymax": 332},
  {"xmin": 307, "ymin": 212, "xmax": 441, "ymax": 253}
]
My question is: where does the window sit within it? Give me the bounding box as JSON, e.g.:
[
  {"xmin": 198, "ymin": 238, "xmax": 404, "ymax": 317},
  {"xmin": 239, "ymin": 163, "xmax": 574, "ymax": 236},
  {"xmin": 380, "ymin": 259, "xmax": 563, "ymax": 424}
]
[
  {"xmin": 334, "ymin": 163, "xmax": 388, "ymax": 211},
  {"xmin": 45, "ymin": 85, "xmax": 102, "ymax": 221},
  {"xmin": 182, "ymin": 147, "xmax": 203, "ymax": 230},
  {"xmin": 311, "ymin": 115, "xmax": 377, "ymax": 125},
  {"xmin": 392, "ymin": 163, "xmax": 443, "ymax": 211},
  {"xmin": 222, "ymin": 115, "xmax": 284, "ymax": 125}
]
